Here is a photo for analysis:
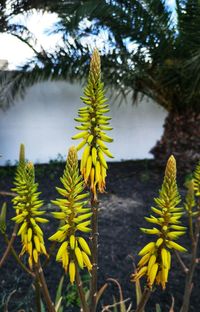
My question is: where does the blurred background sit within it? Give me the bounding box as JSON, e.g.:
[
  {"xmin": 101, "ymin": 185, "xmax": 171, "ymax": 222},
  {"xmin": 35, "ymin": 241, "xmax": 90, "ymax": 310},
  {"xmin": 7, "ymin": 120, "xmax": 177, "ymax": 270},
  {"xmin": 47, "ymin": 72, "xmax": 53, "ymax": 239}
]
[{"xmin": 1, "ymin": 0, "xmax": 199, "ymax": 167}]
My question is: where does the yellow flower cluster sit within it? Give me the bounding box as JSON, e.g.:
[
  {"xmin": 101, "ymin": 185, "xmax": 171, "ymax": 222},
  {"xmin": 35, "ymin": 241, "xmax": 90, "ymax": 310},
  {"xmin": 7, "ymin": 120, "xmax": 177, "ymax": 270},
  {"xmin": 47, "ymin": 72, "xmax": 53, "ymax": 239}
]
[
  {"xmin": 132, "ymin": 155, "xmax": 187, "ymax": 289},
  {"xmin": 72, "ymin": 49, "xmax": 113, "ymax": 199},
  {"xmin": 49, "ymin": 146, "xmax": 92, "ymax": 284},
  {"xmin": 12, "ymin": 157, "xmax": 48, "ymax": 269}
]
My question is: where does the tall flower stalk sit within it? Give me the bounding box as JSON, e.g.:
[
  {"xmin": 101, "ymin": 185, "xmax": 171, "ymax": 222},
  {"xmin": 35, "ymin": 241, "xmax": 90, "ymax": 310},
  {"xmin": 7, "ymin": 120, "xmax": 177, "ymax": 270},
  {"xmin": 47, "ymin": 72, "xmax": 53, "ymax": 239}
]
[
  {"xmin": 133, "ymin": 156, "xmax": 187, "ymax": 311},
  {"xmin": 180, "ymin": 162, "xmax": 200, "ymax": 312},
  {"xmin": 12, "ymin": 161, "xmax": 48, "ymax": 269},
  {"xmin": 50, "ymin": 146, "xmax": 92, "ymax": 312},
  {"xmin": 11, "ymin": 150, "xmax": 55, "ymax": 311},
  {"xmin": 72, "ymin": 48, "xmax": 113, "ymax": 200},
  {"xmin": 72, "ymin": 48, "xmax": 113, "ymax": 312}
]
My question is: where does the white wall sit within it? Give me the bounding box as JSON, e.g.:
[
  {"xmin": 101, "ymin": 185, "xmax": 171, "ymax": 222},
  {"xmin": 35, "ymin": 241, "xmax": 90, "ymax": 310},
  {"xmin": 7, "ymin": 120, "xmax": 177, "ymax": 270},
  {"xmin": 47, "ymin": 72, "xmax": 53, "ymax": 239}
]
[{"xmin": 0, "ymin": 80, "xmax": 167, "ymax": 165}]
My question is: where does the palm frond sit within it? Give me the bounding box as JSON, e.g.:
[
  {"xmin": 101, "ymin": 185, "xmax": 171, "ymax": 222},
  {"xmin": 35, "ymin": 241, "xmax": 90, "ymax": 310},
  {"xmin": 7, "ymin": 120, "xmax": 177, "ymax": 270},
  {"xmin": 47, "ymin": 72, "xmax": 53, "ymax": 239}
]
[{"xmin": 1, "ymin": 0, "xmax": 200, "ymax": 111}]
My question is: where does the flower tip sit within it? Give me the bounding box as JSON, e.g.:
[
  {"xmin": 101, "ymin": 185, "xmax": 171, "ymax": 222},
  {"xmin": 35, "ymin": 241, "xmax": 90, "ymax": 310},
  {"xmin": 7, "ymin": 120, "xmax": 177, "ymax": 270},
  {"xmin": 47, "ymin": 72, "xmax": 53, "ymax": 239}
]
[
  {"xmin": 19, "ymin": 143, "xmax": 25, "ymax": 163},
  {"xmin": 26, "ymin": 161, "xmax": 34, "ymax": 170},
  {"xmin": 69, "ymin": 146, "xmax": 77, "ymax": 153},
  {"xmin": 168, "ymin": 154, "xmax": 176, "ymax": 163},
  {"xmin": 165, "ymin": 154, "xmax": 176, "ymax": 179}
]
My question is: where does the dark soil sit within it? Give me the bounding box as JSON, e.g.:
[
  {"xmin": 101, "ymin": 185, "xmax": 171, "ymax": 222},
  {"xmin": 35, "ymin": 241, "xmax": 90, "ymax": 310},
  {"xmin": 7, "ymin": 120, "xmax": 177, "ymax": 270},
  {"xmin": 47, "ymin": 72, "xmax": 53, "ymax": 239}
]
[{"xmin": 0, "ymin": 160, "xmax": 199, "ymax": 312}]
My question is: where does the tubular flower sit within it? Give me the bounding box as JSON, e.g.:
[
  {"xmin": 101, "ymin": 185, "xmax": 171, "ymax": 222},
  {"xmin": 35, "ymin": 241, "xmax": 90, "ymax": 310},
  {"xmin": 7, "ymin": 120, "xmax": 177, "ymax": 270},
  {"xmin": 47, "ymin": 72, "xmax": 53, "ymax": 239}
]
[
  {"xmin": 72, "ymin": 49, "xmax": 113, "ymax": 199},
  {"xmin": 12, "ymin": 160, "xmax": 48, "ymax": 269},
  {"xmin": 49, "ymin": 146, "xmax": 92, "ymax": 284},
  {"xmin": 132, "ymin": 155, "xmax": 187, "ymax": 289}
]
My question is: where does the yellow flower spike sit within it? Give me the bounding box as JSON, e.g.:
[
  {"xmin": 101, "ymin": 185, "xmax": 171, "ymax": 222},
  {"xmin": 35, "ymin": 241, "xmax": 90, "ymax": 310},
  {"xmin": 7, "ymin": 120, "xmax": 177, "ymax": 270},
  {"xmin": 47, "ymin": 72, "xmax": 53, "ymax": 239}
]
[
  {"xmin": 50, "ymin": 146, "xmax": 92, "ymax": 279},
  {"xmin": 72, "ymin": 49, "xmax": 113, "ymax": 197},
  {"xmin": 165, "ymin": 155, "xmax": 176, "ymax": 181},
  {"xmin": 12, "ymin": 147, "xmax": 47, "ymax": 268},
  {"xmin": 133, "ymin": 155, "xmax": 187, "ymax": 290}
]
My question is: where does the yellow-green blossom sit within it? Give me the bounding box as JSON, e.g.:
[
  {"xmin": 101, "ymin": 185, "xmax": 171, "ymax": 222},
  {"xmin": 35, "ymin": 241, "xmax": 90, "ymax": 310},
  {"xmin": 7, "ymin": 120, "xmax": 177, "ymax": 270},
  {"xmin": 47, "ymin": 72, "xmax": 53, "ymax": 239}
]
[
  {"xmin": 72, "ymin": 49, "xmax": 113, "ymax": 200},
  {"xmin": 12, "ymin": 150, "xmax": 48, "ymax": 269},
  {"xmin": 132, "ymin": 155, "xmax": 187, "ymax": 289},
  {"xmin": 49, "ymin": 146, "xmax": 92, "ymax": 283}
]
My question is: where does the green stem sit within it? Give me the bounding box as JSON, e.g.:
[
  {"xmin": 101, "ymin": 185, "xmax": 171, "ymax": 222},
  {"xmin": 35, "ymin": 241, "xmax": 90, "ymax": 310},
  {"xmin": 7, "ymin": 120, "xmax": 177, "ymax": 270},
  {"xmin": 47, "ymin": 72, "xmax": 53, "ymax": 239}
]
[
  {"xmin": 35, "ymin": 260, "xmax": 56, "ymax": 312},
  {"xmin": 188, "ymin": 213, "xmax": 194, "ymax": 246},
  {"xmin": 35, "ymin": 276, "xmax": 42, "ymax": 312},
  {"xmin": 42, "ymin": 241, "xmax": 56, "ymax": 268},
  {"xmin": 0, "ymin": 224, "xmax": 18, "ymax": 268},
  {"xmin": 89, "ymin": 194, "xmax": 99, "ymax": 312},
  {"xmin": 174, "ymin": 250, "xmax": 189, "ymax": 274},
  {"xmin": 1, "ymin": 226, "xmax": 34, "ymax": 277},
  {"xmin": 135, "ymin": 287, "xmax": 152, "ymax": 312},
  {"xmin": 75, "ymin": 261, "xmax": 89, "ymax": 312},
  {"xmin": 180, "ymin": 199, "xmax": 200, "ymax": 312}
]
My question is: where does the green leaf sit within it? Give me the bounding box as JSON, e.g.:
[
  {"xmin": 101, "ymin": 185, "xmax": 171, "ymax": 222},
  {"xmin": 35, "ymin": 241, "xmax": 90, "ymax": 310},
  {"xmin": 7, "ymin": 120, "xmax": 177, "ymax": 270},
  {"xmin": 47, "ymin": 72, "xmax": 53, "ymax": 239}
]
[
  {"xmin": 0, "ymin": 202, "xmax": 7, "ymax": 234},
  {"xmin": 40, "ymin": 299, "xmax": 46, "ymax": 312},
  {"xmin": 156, "ymin": 303, "xmax": 162, "ymax": 312},
  {"xmin": 135, "ymin": 279, "xmax": 143, "ymax": 308},
  {"xmin": 55, "ymin": 275, "xmax": 65, "ymax": 309}
]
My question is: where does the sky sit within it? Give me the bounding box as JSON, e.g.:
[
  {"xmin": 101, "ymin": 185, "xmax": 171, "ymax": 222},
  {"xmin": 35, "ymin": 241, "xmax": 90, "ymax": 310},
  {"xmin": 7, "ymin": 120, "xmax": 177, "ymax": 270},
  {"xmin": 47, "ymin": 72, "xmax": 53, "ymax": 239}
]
[
  {"xmin": 0, "ymin": 11, "xmax": 62, "ymax": 69},
  {"xmin": 0, "ymin": 0, "xmax": 176, "ymax": 70}
]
